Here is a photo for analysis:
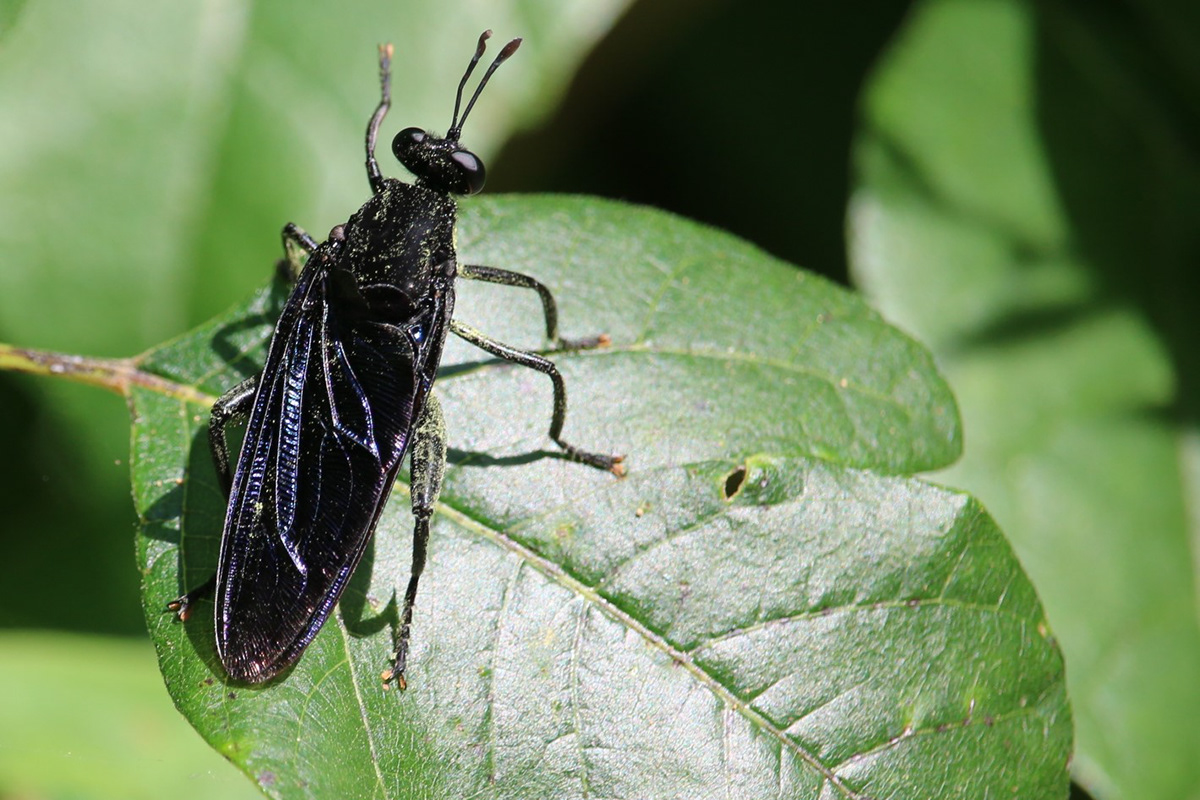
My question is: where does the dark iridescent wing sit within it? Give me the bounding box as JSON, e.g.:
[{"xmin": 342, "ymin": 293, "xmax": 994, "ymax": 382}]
[{"xmin": 214, "ymin": 260, "xmax": 435, "ymax": 683}]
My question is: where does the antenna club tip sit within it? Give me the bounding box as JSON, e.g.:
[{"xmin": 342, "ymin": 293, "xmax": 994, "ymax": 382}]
[
  {"xmin": 475, "ymin": 30, "xmax": 492, "ymax": 55},
  {"xmin": 499, "ymin": 38, "xmax": 522, "ymax": 59},
  {"xmin": 380, "ymin": 43, "xmax": 394, "ymax": 59}
]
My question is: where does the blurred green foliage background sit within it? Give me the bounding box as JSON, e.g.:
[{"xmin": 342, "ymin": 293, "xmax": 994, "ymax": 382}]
[{"xmin": 1, "ymin": 0, "xmax": 1198, "ymax": 798}]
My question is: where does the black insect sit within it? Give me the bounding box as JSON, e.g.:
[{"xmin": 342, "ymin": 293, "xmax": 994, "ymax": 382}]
[{"xmin": 173, "ymin": 32, "xmax": 624, "ymax": 689}]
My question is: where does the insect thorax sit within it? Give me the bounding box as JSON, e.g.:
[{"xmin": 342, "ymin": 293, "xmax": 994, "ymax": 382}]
[{"xmin": 340, "ymin": 179, "xmax": 458, "ymax": 295}]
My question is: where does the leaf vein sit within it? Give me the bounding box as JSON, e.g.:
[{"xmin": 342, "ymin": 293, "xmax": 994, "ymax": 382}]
[
  {"xmin": 693, "ymin": 596, "xmax": 1042, "ymax": 656},
  {"xmin": 337, "ymin": 621, "xmax": 391, "ymax": 799},
  {"xmin": 435, "ymin": 499, "xmax": 860, "ymax": 797},
  {"xmin": 569, "ymin": 597, "xmax": 591, "ymax": 798}
]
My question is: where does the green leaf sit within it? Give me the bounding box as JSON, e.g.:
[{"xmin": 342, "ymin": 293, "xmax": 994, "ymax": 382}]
[
  {"xmin": 128, "ymin": 195, "xmax": 1067, "ymax": 797},
  {"xmin": 850, "ymin": 1, "xmax": 1200, "ymax": 798}
]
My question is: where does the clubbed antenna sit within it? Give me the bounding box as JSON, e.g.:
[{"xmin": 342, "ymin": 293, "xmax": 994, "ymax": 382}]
[
  {"xmin": 448, "ymin": 34, "xmax": 521, "ymax": 140},
  {"xmin": 449, "ymin": 30, "xmax": 491, "ymax": 135}
]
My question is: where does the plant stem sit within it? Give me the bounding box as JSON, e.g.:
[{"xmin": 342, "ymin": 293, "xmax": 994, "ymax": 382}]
[{"xmin": 0, "ymin": 342, "xmax": 214, "ymax": 407}]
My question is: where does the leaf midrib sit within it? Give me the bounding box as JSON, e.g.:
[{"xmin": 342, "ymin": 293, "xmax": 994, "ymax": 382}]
[{"xmin": 427, "ymin": 489, "xmax": 862, "ymax": 798}]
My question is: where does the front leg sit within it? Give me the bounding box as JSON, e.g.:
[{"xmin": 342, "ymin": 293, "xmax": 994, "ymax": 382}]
[
  {"xmin": 383, "ymin": 394, "xmax": 447, "ymax": 690},
  {"xmin": 365, "ymin": 43, "xmax": 394, "ymax": 194},
  {"xmin": 278, "ymin": 222, "xmax": 319, "ymax": 283}
]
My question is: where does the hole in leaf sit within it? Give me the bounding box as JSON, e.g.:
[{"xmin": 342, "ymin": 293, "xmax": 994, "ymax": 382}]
[
  {"xmin": 1069, "ymin": 782, "xmax": 1098, "ymax": 800},
  {"xmin": 722, "ymin": 464, "xmax": 747, "ymax": 500}
]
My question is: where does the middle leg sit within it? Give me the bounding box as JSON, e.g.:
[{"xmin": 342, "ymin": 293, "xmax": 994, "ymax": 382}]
[
  {"xmin": 450, "ymin": 319, "xmax": 624, "ymax": 475},
  {"xmin": 458, "ymin": 263, "xmax": 610, "ymax": 351}
]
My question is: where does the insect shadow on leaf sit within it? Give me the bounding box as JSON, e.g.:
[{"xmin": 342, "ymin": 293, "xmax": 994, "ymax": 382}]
[{"xmin": 207, "ymin": 274, "xmax": 294, "ymax": 383}]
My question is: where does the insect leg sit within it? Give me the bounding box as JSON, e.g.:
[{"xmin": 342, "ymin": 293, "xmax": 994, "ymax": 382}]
[
  {"xmin": 170, "ymin": 380, "xmax": 247, "ymax": 620},
  {"xmin": 365, "ymin": 43, "xmax": 394, "ymax": 194},
  {"xmin": 278, "ymin": 222, "xmax": 318, "ymax": 283},
  {"xmin": 384, "ymin": 395, "xmax": 447, "ymax": 690},
  {"xmin": 458, "ymin": 263, "xmax": 610, "ymax": 351},
  {"xmin": 213, "ymin": 223, "xmax": 309, "ymax": 498},
  {"xmin": 179, "ymin": 346, "xmax": 270, "ymax": 623},
  {"xmin": 450, "ymin": 320, "xmax": 625, "ymax": 475},
  {"xmin": 167, "ymin": 574, "xmax": 215, "ymax": 623},
  {"xmin": 209, "ymin": 376, "xmax": 257, "ymax": 496}
]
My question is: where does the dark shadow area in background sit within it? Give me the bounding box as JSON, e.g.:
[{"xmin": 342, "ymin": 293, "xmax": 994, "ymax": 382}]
[
  {"xmin": 0, "ymin": 370, "xmax": 143, "ymax": 634},
  {"xmin": 1034, "ymin": 1, "xmax": 1200, "ymax": 424},
  {"xmin": 491, "ymin": 0, "xmax": 914, "ymax": 285}
]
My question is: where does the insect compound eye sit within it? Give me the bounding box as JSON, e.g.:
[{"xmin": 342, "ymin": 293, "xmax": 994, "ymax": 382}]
[
  {"xmin": 449, "ymin": 149, "xmax": 486, "ymax": 195},
  {"xmin": 391, "ymin": 124, "xmax": 486, "ymax": 195},
  {"xmin": 391, "ymin": 127, "xmax": 426, "ymax": 162}
]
